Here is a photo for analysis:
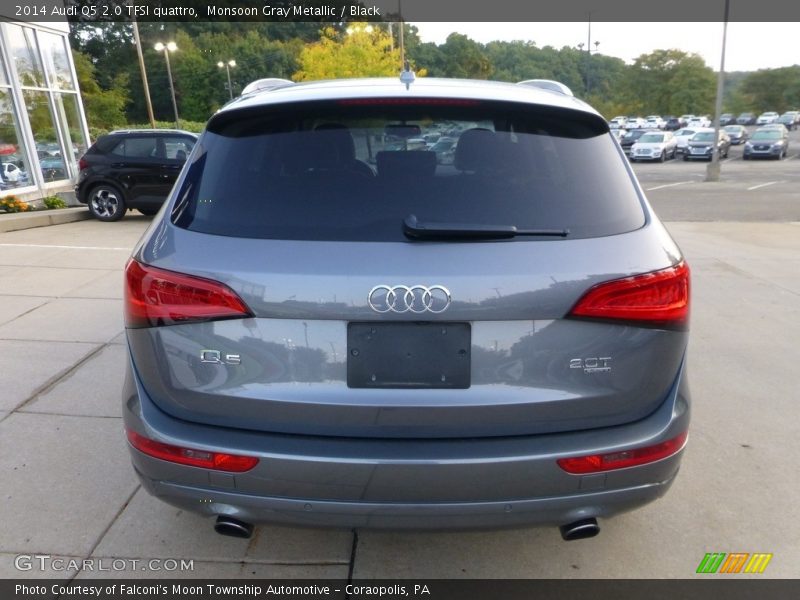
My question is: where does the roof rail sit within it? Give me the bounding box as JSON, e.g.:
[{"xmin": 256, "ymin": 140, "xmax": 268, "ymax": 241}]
[
  {"xmin": 240, "ymin": 78, "xmax": 295, "ymax": 96},
  {"xmin": 517, "ymin": 79, "xmax": 574, "ymax": 97}
]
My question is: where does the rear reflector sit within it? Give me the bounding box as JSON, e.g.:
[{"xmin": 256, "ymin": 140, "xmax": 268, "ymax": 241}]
[
  {"xmin": 124, "ymin": 259, "xmax": 252, "ymax": 328},
  {"xmin": 126, "ymin": 429, "xmax": 259, "ymax": 472},
  {"xmin": 557, "ymin": 431, "xmax": 688, "ymax": 474},
  {"xmin": 78, "ymin": 156, "xmax": 88, "ymax": 171},
  {"xmin": 568, "ymin": 261, "xmax": 690, "ymax": 328}
]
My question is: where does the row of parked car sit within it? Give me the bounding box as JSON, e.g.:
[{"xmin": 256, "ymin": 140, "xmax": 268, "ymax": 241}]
[
  {"xmin": 724, "ymin": 111, "xmax": 800, "ymax": 129},
  {"xmin": 619, "ymin": 122, "xmax": 790, "ymax": 162},
  {"xmin": 611, "ymin": 110, "xmax": 800, "ymax": 133}
]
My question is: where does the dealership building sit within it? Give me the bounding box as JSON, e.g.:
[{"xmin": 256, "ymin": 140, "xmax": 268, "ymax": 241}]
[{"xmin": 0, "ymin": 18, "xmax": 89, "ymax": 201}]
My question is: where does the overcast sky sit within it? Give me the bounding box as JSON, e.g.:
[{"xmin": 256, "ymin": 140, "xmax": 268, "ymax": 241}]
[{"xmin": 412, "ymin": 22, "xmax": 797, "ymax": 72}]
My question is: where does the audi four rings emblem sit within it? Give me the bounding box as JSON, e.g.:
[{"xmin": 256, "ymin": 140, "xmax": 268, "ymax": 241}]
[{"xmin": 368, "ymin": 285, "xmax": 452, "ymax": 314}]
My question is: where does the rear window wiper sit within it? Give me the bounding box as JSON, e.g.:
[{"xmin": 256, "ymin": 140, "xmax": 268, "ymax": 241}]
[{"xmin": 403, "ymin": 214, "xmax": 569, "ymax": 240}]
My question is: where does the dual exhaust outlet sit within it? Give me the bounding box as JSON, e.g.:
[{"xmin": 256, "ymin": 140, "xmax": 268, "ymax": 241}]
[{"xmin": 213, "ymin": 516, "xmax": 599, "ymax": 541}]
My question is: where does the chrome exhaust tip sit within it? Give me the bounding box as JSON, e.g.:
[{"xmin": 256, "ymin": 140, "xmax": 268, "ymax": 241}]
[
  {"xmin": 559, "ymin": 517, "xmax": 600, "ymax": 541},
  {"xmin": 214, "ymin": 516, "xmax": 254, "ymax": 539}
]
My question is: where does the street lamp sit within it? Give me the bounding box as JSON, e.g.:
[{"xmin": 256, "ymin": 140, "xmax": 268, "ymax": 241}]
[
  {"xmin": 154, "ymin": 41, "xmax": 179, "ymax": 128},
  {"xmin": 217, "ymin": 59, "xmax": 236, "ymax": 100},
  {"xmin": 706, "ymin": 0, "xmax": 731, "ymax": 182}
]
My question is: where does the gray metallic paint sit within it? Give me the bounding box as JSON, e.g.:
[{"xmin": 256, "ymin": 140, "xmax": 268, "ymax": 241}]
[{"xmin": 123, "ymin": 77, "xmax": 691, "ymax": 529}]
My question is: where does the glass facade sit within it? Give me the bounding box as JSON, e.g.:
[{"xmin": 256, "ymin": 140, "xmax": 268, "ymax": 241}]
[
  {"xmin": 0, "ymin": 22, "xmax": 89, "ymax": 196},
  {"xmin": 0, "ymin": 89, "xmax": 32, "ymax": 189},
  {"xmin": 38, "ymin": 31, "xmax": 75, "ymax": 91},
  {"xmin": 6, "ymin": 25, "xmax": 45, "ymax": 87}
]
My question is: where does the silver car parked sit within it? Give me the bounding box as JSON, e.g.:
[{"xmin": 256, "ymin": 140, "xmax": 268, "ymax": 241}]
[{"xmin": 123, "ymin": 75, "xmax": 691, "ymax": 541}]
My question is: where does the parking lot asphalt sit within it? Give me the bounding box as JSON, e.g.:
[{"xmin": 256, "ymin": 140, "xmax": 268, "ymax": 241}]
[{"xmin": 1, "ymin": 154, "xmax": 799, "ymax": 579}]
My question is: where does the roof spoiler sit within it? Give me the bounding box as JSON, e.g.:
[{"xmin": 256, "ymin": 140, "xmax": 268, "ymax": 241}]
[
  {"xmin": 240, "ymin": 78, "xmax": 295, "ymax": 96},
  {"xmin": 517, "ymin": 79, "xmax": 574, "ymax": 97}
]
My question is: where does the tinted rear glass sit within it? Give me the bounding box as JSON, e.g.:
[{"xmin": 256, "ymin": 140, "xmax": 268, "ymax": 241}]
[
  {"xmin": 172, "ymin": 100, "xmax": 644, "ymax": 241},
  {"xmin": 111, "ymin": 137, "xmax": 158, "ymax": 158}
]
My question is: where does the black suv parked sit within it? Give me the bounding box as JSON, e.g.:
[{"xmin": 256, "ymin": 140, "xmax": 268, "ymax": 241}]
[{"xmin": 76, "ymin": 129, "xmax": 197, "ymax": 221}]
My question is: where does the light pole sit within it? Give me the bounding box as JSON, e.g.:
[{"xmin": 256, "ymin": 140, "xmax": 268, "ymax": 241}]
[
  {"xmin": 154, "ymin": 41, "xmax": 179, "ymax": 128},
  {"xmin": 706, "ymin": 0, "xmax": 731, "ymax": 182},
  {"xmin": 132, "ymin": 21, "xmax": 155, "ymax": 128},
  {"xmin": 217, "ymin": 59, "xmax": 236, "ymax": 100}
]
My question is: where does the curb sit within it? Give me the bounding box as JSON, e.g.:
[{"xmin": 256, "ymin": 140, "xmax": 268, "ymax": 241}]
[{"xmin": 0, "ymin": 207, "xmax": 92, "ymax": 233}]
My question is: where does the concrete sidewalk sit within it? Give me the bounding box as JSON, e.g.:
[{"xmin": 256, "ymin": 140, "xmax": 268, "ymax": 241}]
[
  {"xmin": 0, "ymin": 207, "xmax": 91, "ymax": 234},
  {"xmin": 0, "ymin": 218, "xmax": 798, "ymax": 579}
]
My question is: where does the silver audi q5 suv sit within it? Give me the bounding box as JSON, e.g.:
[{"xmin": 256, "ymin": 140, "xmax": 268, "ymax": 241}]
[{"xmin": 123, "ymin": 75, "xmax": 690, "ymax": 540}]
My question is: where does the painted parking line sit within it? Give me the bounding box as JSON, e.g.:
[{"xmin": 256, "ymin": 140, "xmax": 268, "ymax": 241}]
[
  {"xmin": 646, "ymin": 181, "xmax": 694, "ymax": 191},
  {"xmin": 786, "ymin": 154, "xmax": 798, "ymax": 161},
  {"xmin": 0, "ymin": 243, "xmax": 131, "ymax": 251},
  {"xmin": 746, "ymin": 181, "xmax": 784, "ymax": 191}
]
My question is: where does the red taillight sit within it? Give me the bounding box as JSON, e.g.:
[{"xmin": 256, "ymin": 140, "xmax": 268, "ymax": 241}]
[
  {"xmin": 78, "ymin": 156, "xmax": 88, "ymax": 171},
  {"xmin": 568, "ymin": 261, "xmax": 690, "ymax": 328},
  {"xmin": 126, "ymin": 429, "xmax": 259, "ymax": 472},
  {"xmin": 557, "ymin": 431, "xmax": 688, "ymax": 474},
  {"xmin": 124, "ymin": 259, "xmax": 252, "ymax": 328}
]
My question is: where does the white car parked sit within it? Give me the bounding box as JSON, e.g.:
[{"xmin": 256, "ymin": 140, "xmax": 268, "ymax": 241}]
[
  {"xmin": 630, "ymin": 131, "xmax": 678, "ymax": 162},
  {"xmin": 674, "ymin": 128, "xmax": 699, "ymax": 155},
  {"xmin": 1, "ymin": 162, "xmax": 24, "ymax": 183},
  {"xmin": 645, "ymin": 115, "xmax": 665, "ymax": 129},
  {"xmin": 688, "ymin": 116, "xmax": 710, "ymax": 128},
  {"xmin": 756, "ymin": 112, "xmax": 779, "ymax": 125}
]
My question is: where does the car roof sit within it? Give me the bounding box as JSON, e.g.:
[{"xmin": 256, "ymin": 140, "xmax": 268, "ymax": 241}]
[
  {"xmin": 108, "ymin": 129, "xmax": 198, "ymax": 137},
  {"xmin": 219, "ymin": 77, "xmax": 599, "ymax": 117}
]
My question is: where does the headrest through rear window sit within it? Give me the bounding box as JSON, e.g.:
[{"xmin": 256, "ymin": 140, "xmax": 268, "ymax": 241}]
[{"xmin": 376, "ymin": 150, "xmax": 437, "ymax": 179}]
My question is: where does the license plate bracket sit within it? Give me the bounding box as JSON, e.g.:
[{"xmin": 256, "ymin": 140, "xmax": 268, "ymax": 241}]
[{"xmin": 347, "ymin": 322, "xmax": 471, "ymax": 389}]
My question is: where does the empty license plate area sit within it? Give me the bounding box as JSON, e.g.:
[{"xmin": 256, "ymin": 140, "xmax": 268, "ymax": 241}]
[{"xmin": 347, "ymin": 322, "xmax": 471, "ymax": 389}]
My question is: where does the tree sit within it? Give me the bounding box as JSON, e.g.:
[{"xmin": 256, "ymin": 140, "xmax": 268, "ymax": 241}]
[
  {"xmin": 293, "ymin": 23, "xmax": 401, "ymax": 81},
  {"xmin": 437, "ymin": 33, "xmax": 492, "ymax": 80},
  {"xmin": 624, "ymin": 49, "xmax": 716, "ymax": 115},
  {"xmin": 72, "ymin": 50, "xmax": 128, "ymax": 129},
  {"xmin": 738, "ymin": 66, "xmax": 800, "ymax": 113}
]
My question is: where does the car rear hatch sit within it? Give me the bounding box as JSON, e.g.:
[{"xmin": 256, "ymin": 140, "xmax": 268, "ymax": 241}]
[{"xmin": 125, "ymin": 93, "xmax": 689, "ymax": 439}]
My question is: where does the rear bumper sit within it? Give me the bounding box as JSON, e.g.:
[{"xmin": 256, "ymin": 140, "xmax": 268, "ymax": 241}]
[
  {"xmin": 136, "ymin": 470, "xmax": 679, "ymax": 530},
  {"xmin": 123, "ymin": 354, "xmax": 690, "ymax": 530}
]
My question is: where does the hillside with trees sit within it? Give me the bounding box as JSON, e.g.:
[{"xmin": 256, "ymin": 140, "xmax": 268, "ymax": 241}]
[{"xmin": 69, "ymin": 21, "xmax": 799, "ymax": 131}]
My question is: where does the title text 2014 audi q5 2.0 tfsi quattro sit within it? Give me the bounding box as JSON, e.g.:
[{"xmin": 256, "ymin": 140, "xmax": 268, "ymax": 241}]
[{"xmin": 122, "ymin": 74, "xmax": 690, "ymax": 541}]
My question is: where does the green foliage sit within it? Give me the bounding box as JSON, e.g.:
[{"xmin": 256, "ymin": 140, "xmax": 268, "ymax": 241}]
[
  {"xmin": 738, "ymin": 66, "xmax": 800, "ymax": 113},
  {"xmin": 293, "ymin": 24, "xmax": 400, "ymax": 81},
  {"xmin": 623, "ymin": 49, "xmax": 716, "ymax": 116},
  {"xmin": 72, "ymin": 50, "xmax": 128, "ymax": 129},
  {"xmin": 436, "ymin": 33, "xmax": 492, "ymax": 80},
  {"xmin": 69, "ymin": 23, "xmax": 799, "ymax": 126},
  {"xmin": 42, "ymin": 196, "xmax": 67, "ymax": 210}
]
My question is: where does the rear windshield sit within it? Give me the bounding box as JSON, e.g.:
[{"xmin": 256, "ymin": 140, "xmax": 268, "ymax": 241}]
[
  {"xmin": 172, "ymin": 100, "xmax": 644, "ymax": 241},
  {"xmin": 639, "ymin": 133, "xmax": 664, "ymax": 143},
  {"xmin": 752, "ymin": 130, "xmax": 781, "ymax": 140}
]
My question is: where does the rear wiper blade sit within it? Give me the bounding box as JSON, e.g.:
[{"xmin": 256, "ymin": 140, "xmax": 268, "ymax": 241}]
[{"xmin": 403, "ymin": 214, "xmax": 569, "ymax": 240}]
